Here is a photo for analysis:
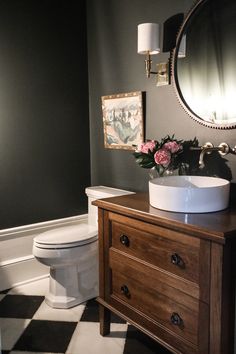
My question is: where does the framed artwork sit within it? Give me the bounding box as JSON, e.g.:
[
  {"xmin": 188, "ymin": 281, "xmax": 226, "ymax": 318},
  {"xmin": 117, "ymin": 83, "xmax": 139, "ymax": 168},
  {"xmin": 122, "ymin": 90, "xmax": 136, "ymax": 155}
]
[{"xmin": 101, "ymin": 91, "xmax": 145, "ymax": 150}]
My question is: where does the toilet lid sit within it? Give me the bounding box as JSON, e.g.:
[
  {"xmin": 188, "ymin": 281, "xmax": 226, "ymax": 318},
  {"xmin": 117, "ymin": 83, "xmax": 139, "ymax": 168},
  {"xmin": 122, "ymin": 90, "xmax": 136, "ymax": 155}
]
[{"xmin": 34, "ymin": 224, "xmax": 98, "ymax": 249}]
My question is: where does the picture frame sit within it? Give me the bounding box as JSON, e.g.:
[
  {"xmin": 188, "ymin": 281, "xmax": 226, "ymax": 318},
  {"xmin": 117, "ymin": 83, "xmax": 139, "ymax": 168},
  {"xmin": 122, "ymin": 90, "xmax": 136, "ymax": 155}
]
[{"xmin": 101, "ymin": 91, "xmax": 145, "ymax": 150}]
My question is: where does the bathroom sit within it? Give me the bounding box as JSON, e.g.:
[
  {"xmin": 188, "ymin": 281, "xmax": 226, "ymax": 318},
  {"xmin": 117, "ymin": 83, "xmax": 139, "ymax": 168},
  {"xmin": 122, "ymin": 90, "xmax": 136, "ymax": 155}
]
[{"xmin": 1, "ymin": 0, "xmax": 236, "ymax": 353}]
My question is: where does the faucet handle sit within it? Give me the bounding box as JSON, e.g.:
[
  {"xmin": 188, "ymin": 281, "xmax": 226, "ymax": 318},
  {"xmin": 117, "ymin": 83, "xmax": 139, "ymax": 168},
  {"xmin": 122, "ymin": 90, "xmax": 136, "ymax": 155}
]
[{"xmin": 218, "ymin": 142, "xmax": 229, "ymax": 155}]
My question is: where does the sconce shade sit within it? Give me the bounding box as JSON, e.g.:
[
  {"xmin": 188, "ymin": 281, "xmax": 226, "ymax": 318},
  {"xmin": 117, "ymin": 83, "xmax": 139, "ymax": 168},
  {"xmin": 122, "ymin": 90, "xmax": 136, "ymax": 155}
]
[{"xmin": 137, "ymin": 23, "xmax": 160, "ymax": 55}]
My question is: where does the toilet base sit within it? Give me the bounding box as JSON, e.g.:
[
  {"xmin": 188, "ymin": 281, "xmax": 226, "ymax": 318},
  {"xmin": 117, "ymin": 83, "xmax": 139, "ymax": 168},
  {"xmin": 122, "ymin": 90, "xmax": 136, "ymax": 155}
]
[
  {"xmin": 46, "ymin": 259, "xmax": 98, "ymax": 309},
  {"xmin": 45, "ymin": 292, "xmax": 98, "ymax": 309}
]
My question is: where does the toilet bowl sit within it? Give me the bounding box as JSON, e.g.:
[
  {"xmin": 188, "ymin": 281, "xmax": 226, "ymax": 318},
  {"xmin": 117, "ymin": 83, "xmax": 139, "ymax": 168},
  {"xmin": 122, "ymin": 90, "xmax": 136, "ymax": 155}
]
[{"xmin": 33, "ymin": 186, "xmax": 133, "ymax": 309}]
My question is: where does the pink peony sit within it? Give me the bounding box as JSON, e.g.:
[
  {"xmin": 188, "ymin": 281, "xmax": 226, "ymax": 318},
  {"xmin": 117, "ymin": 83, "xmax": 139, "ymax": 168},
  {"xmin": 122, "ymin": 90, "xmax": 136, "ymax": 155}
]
[
  {"xmin": 163, "ymin": 141, "xmax": 181, "ymax": 153},
  {"xmin": 154, "ymin": 149, "xmax": 171, "ymax": 167},
  {"xmin": 140, "ymin": 140, "xmax": 156, "ymax": 154}
]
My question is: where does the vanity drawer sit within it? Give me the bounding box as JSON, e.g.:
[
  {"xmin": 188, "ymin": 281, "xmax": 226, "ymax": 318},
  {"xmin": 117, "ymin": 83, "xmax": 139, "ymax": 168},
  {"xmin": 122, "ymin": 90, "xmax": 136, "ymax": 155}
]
[
  {"xmin": 110, "ymin": 213, "xmax": 210, "ymax": 291},
  {"xmin": 108, "ymin": 250, "xmax": 208, "ymax": 348}
]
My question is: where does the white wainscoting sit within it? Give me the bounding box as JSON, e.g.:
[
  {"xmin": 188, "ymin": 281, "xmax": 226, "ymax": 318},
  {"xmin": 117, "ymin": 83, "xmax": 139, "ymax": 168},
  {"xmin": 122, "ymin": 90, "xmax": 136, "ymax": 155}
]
[{"xmin": 0, "ymin": 214, "xmax": 88, "ymax": 291}]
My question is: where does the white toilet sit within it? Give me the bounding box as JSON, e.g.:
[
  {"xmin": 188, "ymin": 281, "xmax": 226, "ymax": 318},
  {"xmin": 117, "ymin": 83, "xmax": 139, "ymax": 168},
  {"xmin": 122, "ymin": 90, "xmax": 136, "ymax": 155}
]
[{"xmin": 33, "ymin": 186, "xmax": 133, "ymax": 309}]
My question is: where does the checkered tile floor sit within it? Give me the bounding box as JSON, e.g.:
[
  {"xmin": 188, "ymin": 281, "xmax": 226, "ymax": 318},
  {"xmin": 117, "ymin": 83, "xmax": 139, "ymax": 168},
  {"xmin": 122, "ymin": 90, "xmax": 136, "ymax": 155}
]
[{"xmin": 0, "ymin": 278, "xmax": 171, "ymax": 354}]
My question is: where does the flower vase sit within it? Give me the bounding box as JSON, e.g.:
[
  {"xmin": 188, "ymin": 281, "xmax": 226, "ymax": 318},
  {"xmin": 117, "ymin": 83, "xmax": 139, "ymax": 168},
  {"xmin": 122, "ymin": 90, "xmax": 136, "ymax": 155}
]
[
  {"xmin": 149, "ymin": 162, "xmax": 189, "ymax": 180},
  {"xmin": 149, "ymin": 165, "xmax": 179, "ymax": 180}
]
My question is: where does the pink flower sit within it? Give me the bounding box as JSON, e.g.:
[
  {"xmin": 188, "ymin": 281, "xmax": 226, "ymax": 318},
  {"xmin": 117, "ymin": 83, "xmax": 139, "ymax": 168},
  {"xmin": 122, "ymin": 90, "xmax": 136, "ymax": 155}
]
[
  {"xmin": 163, "ymin": 141, "xmax": 181, "ymax": 153},
  {"xmin": 140, "ymin": 140, "xmax": 156, "ymax": 154},
  {"xmin": 154, "ymin": 149, "xmax": 171, "ymax": 167}
]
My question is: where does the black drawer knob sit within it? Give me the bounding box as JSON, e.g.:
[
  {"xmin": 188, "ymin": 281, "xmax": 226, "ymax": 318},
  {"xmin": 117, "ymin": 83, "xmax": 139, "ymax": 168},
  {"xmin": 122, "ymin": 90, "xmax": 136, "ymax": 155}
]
[
  {"xmin": 171, "ymin": 253, "xmax": 182, "ymax": 266},
  {"xmin": 120, "ymin": 284, "xmax": 130, "ymax": 298},
  {"xmin": 120, "ymin": 234, "xmax": 130, "ymax": 247},
  {"xmin": 171, "ymin": 312, "xmax": 183, "ymax": 327}
]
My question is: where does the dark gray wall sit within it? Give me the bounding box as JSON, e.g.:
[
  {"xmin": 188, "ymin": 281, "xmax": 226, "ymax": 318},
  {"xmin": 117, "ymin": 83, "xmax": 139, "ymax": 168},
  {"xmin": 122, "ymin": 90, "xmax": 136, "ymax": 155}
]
[
  {"xmin": 87, "ymin": 0, "xmax": 236, "ymax": 192},
  {"xmin": 0, "ymin": 0, "xmax": 90, "ymax": 228}
]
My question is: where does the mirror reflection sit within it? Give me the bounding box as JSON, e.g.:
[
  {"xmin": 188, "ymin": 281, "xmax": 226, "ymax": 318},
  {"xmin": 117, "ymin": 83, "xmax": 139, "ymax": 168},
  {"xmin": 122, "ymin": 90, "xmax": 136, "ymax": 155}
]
[{"xmin": 174, "ymin": 0, "xmax": 236, "ymax": 128}]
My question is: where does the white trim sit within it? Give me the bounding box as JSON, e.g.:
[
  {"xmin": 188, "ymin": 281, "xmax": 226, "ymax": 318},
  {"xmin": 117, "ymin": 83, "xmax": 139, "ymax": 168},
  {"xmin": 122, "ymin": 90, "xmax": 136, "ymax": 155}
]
[
  {"xmin": 0, "ymin": 214, "xmax": 88, "ymax": 241},
  {"xmin": 0, "ymin": 254, "xmax": 34, "ymax": 267},
  {"xmin": 6, "ymin": 274, "xmax": 49, "ymax": 290},
  {"xmin": 0, "ymin": 257, "xmax": 49, "ymax": 291},
  {"xmin": 0, "ymin": 259, "xmax": 49, "ymax": 291},
  {"xmin": 0, "ymin": 214, "xmax": 88, "ymax": 291}
]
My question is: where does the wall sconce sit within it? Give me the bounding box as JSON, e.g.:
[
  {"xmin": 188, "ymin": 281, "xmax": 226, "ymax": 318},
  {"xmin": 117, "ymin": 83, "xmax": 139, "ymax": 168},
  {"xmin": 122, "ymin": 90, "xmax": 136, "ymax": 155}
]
[
  {"xmin": 137, "ymin": 23, "xmax": 160, "ymax": 78},
  {"xmin": 137, "ymin": 23, "xmax": 169, "ymax": 86},
  {"xmin": 137, "ymin": 15, "xmax": 184, "ymax": 85}
]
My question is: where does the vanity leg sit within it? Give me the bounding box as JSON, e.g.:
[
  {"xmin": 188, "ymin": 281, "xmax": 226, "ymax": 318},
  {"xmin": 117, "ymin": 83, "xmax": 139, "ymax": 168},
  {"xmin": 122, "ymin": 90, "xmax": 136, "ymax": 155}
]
[{"xmin": 99, "ymin": 304, "xmax": 111, "ymax": 336}]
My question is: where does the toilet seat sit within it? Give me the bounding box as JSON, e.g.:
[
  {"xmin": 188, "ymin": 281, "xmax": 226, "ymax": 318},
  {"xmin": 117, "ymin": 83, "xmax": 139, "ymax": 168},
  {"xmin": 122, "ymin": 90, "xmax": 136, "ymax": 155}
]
[{"xmin": 34, "ymin": 224, "xmax": 98, "ymax": 249}]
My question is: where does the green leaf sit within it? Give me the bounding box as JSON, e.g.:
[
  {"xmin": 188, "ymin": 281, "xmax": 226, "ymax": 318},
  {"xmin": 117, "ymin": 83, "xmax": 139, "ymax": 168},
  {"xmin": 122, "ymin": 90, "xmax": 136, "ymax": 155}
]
[{"xmin": 133, "ymin": 152, "xmax": 143, "ymax": 158}]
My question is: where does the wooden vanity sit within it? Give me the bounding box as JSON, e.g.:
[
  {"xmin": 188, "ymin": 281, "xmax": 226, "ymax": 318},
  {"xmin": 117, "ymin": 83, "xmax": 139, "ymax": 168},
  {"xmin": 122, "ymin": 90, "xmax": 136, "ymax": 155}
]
[{"xmin": 93, "ymin": 193, "xmax": 236, "ymax": 354}]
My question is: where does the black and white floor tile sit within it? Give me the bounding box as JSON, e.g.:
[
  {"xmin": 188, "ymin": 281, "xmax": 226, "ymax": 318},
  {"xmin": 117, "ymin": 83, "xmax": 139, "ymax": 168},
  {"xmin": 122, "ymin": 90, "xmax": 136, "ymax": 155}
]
[{"xmin": 0, "ymin": 278, "xmax": 171, "ymax": 354}]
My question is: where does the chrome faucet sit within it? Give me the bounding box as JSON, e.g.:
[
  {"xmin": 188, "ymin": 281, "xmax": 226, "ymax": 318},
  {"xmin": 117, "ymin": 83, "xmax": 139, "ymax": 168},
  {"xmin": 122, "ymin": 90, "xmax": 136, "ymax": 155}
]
[{"xmin": 190, "ymin": 142, "xmax": 230, "ymax": 168}]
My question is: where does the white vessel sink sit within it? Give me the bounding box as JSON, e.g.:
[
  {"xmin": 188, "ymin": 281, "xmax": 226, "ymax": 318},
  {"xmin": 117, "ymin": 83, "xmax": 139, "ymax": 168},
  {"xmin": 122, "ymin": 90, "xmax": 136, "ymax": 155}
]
[{"xmin": 149, "ymin": 176, "xmax": 230, "ymax": 213}]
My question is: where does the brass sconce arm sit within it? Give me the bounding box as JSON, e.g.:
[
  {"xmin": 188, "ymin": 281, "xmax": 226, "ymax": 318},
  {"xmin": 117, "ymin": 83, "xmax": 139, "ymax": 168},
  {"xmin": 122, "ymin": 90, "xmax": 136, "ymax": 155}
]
[
  {"xmin": 143, "ymin": 53, "xmax": 169, "ymax": 85},
  {"xmin": 144, "ymin": 53, "xmax": 158, "ymax": 78},
  {"xmin": 144, "ymin": 53, "xmax": 152, "ymax": 78}
]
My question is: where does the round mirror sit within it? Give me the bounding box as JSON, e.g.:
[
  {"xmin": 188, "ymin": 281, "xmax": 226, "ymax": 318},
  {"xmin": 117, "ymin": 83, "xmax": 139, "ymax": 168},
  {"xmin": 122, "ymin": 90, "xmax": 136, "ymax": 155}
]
[{"xmin": 173, "ymin": 0, "xmax": 236, "ymax": 129}]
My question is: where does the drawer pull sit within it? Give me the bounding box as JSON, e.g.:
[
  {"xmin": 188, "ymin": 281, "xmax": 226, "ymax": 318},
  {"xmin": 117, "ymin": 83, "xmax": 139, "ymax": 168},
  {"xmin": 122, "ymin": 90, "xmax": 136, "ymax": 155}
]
[
  {"xmin": 120, "ymin": 234, "xmax": 130, "ymax": 247},
  {"xmin": 171, "ymin": 253, "xmax": 184, "ymax": 267},
  {"xmin": 171, "ymin": 312, "xmax": 183, "ymax": 327},
  {"xmin": 121, "ymin": 284, "xmax": 130, "ymax": 298}
]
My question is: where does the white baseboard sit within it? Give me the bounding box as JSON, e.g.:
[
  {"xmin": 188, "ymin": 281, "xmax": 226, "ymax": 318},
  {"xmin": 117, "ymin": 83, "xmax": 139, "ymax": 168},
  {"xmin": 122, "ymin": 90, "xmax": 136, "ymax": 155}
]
[
  {"xmin": 0, "ymin": 214, "xmax": 88, "ymax": 291},
  {"xmin": 0, "ymin": 257, "xmax": 49, "ymax": 291}
]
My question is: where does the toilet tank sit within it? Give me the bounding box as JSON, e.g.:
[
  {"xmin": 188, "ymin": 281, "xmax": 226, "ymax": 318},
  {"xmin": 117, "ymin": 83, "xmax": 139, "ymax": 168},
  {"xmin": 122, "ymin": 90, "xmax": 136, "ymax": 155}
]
[{"xmin": 85, "ymin": 186, "xmax": 134, "ymax": 227}]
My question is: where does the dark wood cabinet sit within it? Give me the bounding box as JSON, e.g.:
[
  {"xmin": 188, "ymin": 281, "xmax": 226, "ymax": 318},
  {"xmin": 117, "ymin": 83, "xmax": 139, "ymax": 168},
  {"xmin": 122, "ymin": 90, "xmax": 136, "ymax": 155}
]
[{"xmin": 94, "ymin": 193, "xmax": 236, "ymax": 354}]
